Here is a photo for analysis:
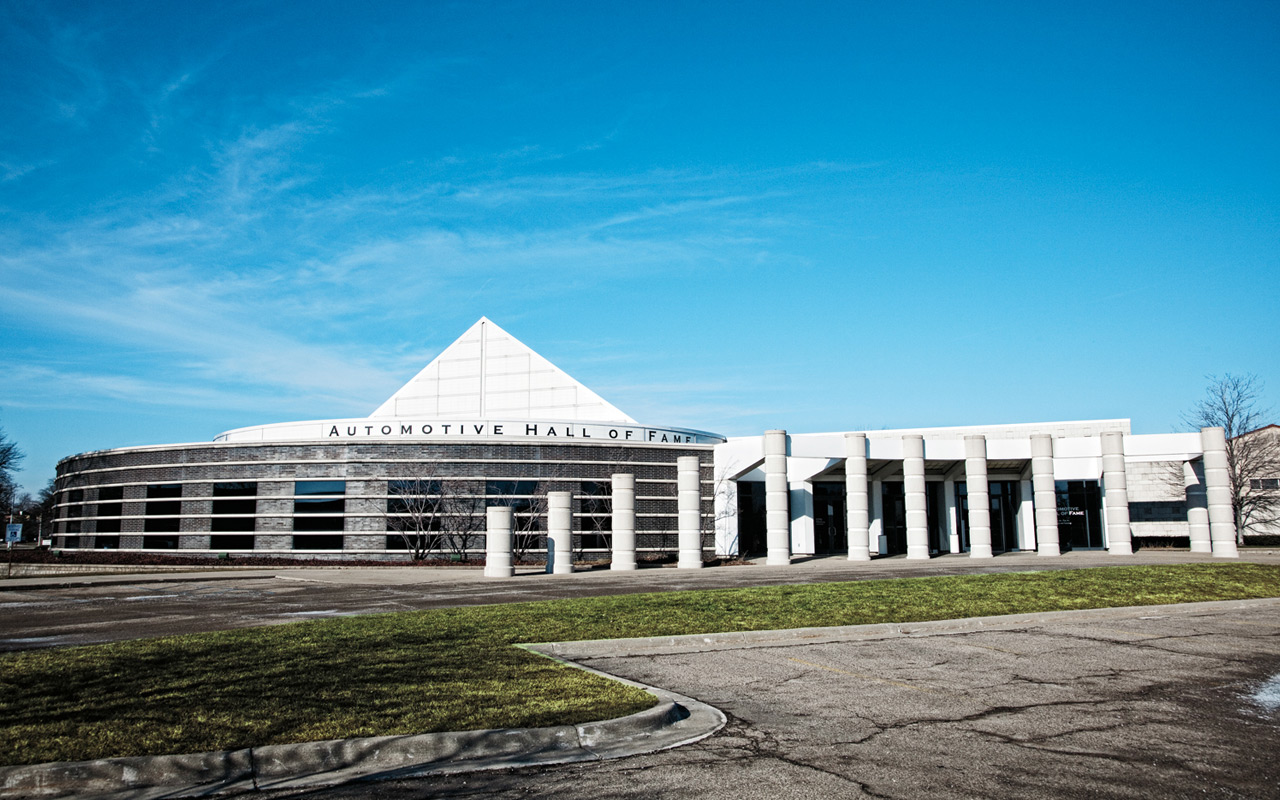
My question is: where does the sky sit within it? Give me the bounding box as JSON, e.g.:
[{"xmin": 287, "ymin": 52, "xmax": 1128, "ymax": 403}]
[{"xmin": 2, "ymin": 0, "xmax": 1278, "ymax": 497}]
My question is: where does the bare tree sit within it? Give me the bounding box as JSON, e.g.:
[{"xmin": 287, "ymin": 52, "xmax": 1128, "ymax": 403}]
[
  {"xmin": 385, "ymin": 478, "xmax": 447, "ymax": 560},
  {"xmin": 1183, "ymin": 374, "xmax": 1280, "ymax": 543},
  {"xmin": 385, "ymin": 476, "xmax": 483, "ymax": 560},
  {"xmin": 0, "ymin": 425, "xmax": 24, "ymax": 520},
  {"xmin": 439, "ymin": 482, "xmax": 484, "ymax": 560}
]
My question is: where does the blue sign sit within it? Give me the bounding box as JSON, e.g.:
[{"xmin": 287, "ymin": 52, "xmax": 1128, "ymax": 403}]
[{"xmin": 5, "ymin": 524, "xmax": 20, "ymax": 544}]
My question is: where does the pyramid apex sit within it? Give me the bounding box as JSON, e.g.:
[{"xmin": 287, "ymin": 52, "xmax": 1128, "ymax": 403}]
[{"xmin": 370, "ymin": 320, "xmax": 636, "ymax": 424}]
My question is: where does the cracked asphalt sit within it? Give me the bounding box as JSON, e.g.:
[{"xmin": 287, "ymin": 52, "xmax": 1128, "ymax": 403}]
[{"xmin": 241, "ymin": 603, "xmax": 1280, "ymax": 800}]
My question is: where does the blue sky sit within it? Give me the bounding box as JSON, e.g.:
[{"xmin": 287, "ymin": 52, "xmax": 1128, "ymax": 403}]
[{"xmin": 2, "ymin": 0, "xmax": 1278, "ymax": 496}]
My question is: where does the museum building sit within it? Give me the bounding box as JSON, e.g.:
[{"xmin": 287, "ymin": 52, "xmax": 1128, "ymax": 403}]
[{"xmin": 52, "ymin": 318, "xmax": 1241, "ymax": 561}]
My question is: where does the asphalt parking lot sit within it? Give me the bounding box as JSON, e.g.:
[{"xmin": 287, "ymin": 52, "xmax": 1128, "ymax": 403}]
[{"xmin": 245, "ymin": 601, "xmax": 1280, "ymax": 800}]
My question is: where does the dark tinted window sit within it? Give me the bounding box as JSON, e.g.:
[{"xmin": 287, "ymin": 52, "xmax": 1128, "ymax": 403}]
[
  {"xmin": 487, "ymin": 480, "xmax": 538, "ymax": 497},
  {"xmin": 96, "ymin": 518, "xmax": 121, "ymax": 533},
  {"xmin": 294, "ymin": 516, "xmax": 343, "ymax": 531},
  {"xmin": 294, "ymin": 498, "xmax": 344, "ymax": 513},
  {"xmin": 143, "ymin": 535, "xmax": 179, "ymax": 549},
  {"xmin": 96, "ymin": 502, "xmax": 123, "ymax": 518},
  {"xmin": 210, "ymin": 534, "xmax": 255, "ymax": 550},
  {"xmin": 292, "ymin": 534, "xmax": 344, "ymax": 550},
  {"xmin": 213, "ymin": 482, "xmax": 257, "ymax": 497},
  {"xmin": 212, "ymin": 516, "xmax": 255, "ymax": 532},
  {"xmin": 68, "ymin": 489, "xmax": 85, "ymax": 503},
  {"xmin": 95, "ymin": 535, "xmax": 120, "ymax": 549},
  {"xmin": 213, "ymin": 499, "xmax": 256, "ymax": 515},
  {"xmin": 147, "ymin": 484, "xmax": 182, "ymax": 498},
  {"xmin": 294, "ymin": 480, "xmax": 345, "ymax": 496},
  {"xmin": 145, "ymin": 517, "xmax": 180, "ymax": 532},
  {"xmin": 146, "ymin": 500, "xmax": 181, "ymax": 516},
  {"xmin": 98, "ymin": 486, "xmax": 124, "ymax": 501}
]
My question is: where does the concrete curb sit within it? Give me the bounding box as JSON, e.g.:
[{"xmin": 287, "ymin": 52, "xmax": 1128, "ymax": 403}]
[
  {"xmin": 531, "ymin": 596, "xmax": 1280, "ymax": 660},
  {"xmin": 0, "ymin": 664, "xmax": 726, "ymax": 799},
  {"xmin": 0, "ymin": 571, "xmax": 280, "ymax": 591}
]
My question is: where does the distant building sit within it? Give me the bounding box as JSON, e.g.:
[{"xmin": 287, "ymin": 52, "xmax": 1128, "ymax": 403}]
[
  {"xmin": 52, "ymin": 319, "xmax": 1242, "ymax": 560},
  {"xmin": 1236, "ymin": 424, "xmax": 1280, "ymax": 541}
]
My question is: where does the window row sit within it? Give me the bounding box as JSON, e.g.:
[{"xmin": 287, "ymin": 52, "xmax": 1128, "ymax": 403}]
[{"xmin": 55, "ymin": 533, "xmax": 624, "ymax": 551}]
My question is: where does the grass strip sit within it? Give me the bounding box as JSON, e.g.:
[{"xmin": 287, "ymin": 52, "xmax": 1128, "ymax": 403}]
[{"xmin": 2, "ymin": 562, "xmax": 1279, "ymax": 766}]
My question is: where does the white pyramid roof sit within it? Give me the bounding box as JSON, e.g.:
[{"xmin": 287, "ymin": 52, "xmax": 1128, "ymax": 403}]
[{"xmin": 370, "ymin": 318, "xmax": 637, "ymax": 423}]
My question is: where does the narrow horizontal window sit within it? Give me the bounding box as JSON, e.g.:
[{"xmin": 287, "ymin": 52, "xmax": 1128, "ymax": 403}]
[
  {"xmin": 213, "ymin": 482, "xmax": 257, "ymax": 497},
  {"xmin": 295, "ymin": 480, "xmax": 345, "ymax": 496},
  {"xmin": 210, "ymin": 534, "xmax": 255, "ymax": 550},
  {"xmin": 213, "ymin": 499, "xmax": 256, "ymax": 515},
  {"xmin": 212, "ymin": 516, "xmax": 255, "ymax": 532},
  {"xmin": 145, "ymin": 500, "xmax": 181, "ymax": 516},
  {"xmin": 294, "ymin": 498, "xmax": 344, "ymax": 514},
  {"xmin": 292, "ymin": 534, "xmax": 344, "ymax": 550},
  {"xmin": 293, "ymin": 516, "xmax": 344, "ymax": 532}
]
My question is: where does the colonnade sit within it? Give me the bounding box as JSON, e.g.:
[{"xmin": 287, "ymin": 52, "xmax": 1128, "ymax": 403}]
[{"xmin": 480, "ymin": 426, "xmax": 1239, "ymax": 578}]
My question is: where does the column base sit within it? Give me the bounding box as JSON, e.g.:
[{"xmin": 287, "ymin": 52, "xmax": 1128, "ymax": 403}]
[
  {"xmin": 552, "ymin": 564, "xmax": 575, "ymax": 574},
  {"xmin": 766, "ymin": 551, "xmax": 792, "ymax": 566},
  {"xmin": 906, "ymin": 546, "xmax": 931, "ymax": 560},
  {"xmin": 1189, "ymin": 541, "xmax": 1212, "ymax": 553},
  {"xmin": 1211, "ymin": 543, "xmax": 1240, "ymax": 558},
  {"xmin": 484, "ymin": 566, "xmax": 514, "ymax": 578},
  {"xmin": 969, "ymin": 546, "xmax": 993, "ymax": 559},
  {"xmin": 678, "ymin": 553, "xmax": 704, "ymax": 569},
  {"xmin": 1108, "ymin": 543, "xmax": 1133, "ymax": 555},
  {"xmin": 1036, "ymin": 545, "xmax": 1061, "ymax": 556},
  {"xmin": 611, "ymin": 559, "xmax": 637, "ymax": 571},
  {"xmin": 847, "ymin": 546, "xmax": 871, "ymax": 561}
]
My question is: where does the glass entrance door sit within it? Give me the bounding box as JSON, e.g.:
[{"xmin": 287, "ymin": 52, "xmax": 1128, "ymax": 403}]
[
  {"xmin": 955, "ymin": 480, "xmax": 1020, "ymax": 553},
  {"xmin": 813, "ymin": 482, "xmax": 847, "ymax": 554},
  {"xmin": 881, "ymin": 482, "xmax": 907, "ymax": 555},
  {"xmin": 1055, "ymin": 480, "xmax": 1104, "ymax": 549}
]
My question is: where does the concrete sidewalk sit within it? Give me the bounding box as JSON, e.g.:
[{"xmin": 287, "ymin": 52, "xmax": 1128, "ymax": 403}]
[{"xmin": 3, "ymin": 548, "xmax": 1278, "ymax": 593}]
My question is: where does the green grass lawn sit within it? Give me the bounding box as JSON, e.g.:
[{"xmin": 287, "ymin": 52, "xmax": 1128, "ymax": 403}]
[{"xmin": 3, "ymin": 562, "xmax": 1280, "ymax": 766}]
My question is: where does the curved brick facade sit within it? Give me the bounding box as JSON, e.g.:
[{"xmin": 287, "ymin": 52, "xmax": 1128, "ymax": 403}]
[{"xmin": 52, "ymin": 439, "xmax": 716, "ymax": 559}]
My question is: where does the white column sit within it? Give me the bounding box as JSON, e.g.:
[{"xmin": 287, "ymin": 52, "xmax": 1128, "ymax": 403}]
[
  {"xmin": 1201, "ymin": 426, "xmax": 1239, "ymax": 558},
  {"xmin": 965, "ymin": 435, "xmax": 993, "ymax": 558},
  {"xmin": 944, "ymin": 479, "xmax": 960, "ymax": 553},
  {"xmin": 547, "ymin": 491, "xmax": 573, "ymax": 574},
  {"xmin": 1018, "ymin": 480, "xmax": 1036, "ymax": 551},
  {"xmin": 611, "ymin": 473, "xmax": 637, "ymax": 570},
  {"xmin": 677, "ymin": 456, "xmax": 703, "ymax": 569},
  {"xmin": 1101, "ymin": 431, "xmax": 1133, "ymax": 555},
  {"xmin": 765, "ymin": 430, "xmax": 791, "ymax": 565},
  {"xmin": 870, "ymin": 479, "xmax": 885, "ymax": 554},
  {"xmin": 845, "ymin": 433, "xmax": 870, "ymax": 561},
  {"xmin": 484, "ymin": 506, "xmax": 514, "ymax": 578},
  {"xmin": 1031, "ymin": 434, "xmax": 1060, "ymax": 556},
  {"xmin": 1183, "ymin": 461, "xmax": 1211, "ymax": 554},
  {"xmin": 903, "ymin": 435, "xmax": 929, "ymax": 559}
]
